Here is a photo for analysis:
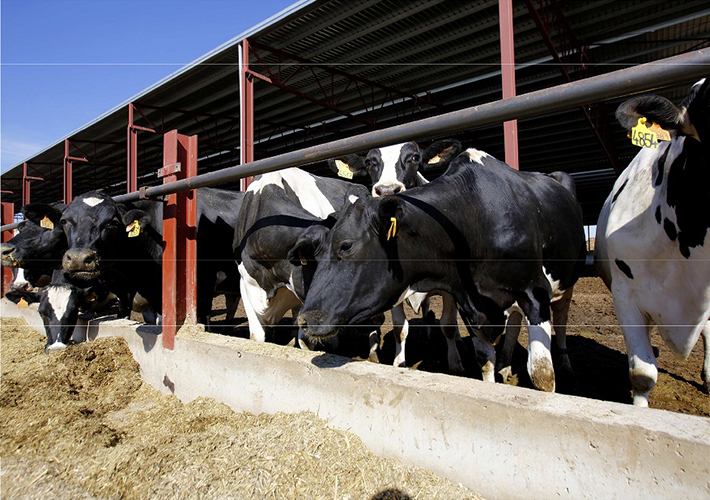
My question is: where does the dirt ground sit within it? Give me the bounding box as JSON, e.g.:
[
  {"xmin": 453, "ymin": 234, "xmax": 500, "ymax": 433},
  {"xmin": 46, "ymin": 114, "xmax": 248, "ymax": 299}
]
[
  {"xmin": 0, "ymin": 316, "xmax": 481, "ymax": 500},
  {"xmin": 206, "ymin": 277, "xmax": 708, "ymax": 417}
]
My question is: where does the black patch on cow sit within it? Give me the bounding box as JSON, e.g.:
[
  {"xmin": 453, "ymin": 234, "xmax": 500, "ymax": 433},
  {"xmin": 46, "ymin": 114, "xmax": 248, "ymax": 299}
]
[
  {"xmin": 654, "ymin": 143, "xmax": 671, "ymax": 186},
  {"xmin": 655, "ymin": 205, "xmax": 662, "ymax": 224},
  {"xmin": 612, "ymin": 180, "xmax": 628, "ymax": 203},
  {"xmin": 663, "ymin": 218, "xmax": 677, "ymax": 241},
  {"xmin": 665, "ymin": 138, "xmax": 710, "ymax": 259},
  {"xmin": 614, "ymin": 259, "xmax": 634, "ymax": 280}
]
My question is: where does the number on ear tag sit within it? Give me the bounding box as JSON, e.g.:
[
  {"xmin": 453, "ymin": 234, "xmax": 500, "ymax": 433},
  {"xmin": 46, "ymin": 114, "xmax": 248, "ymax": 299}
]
[
  {"xmin": 126, "ymin": 220, "xmax": 141, "ymax": 238},
  {"xmin": 40, "ymin": 216, "xmax": 54, "ymax": 230},
  {"xmin": 387, "ymin": 217, "xmax": 397, "ymax": 241},
  {"xmin": 629, "ymin": 117, "xmax": 669, "ymax": 149},
  {"xmin": 335, "ymin": 159, "xmax": 354, "ymax": 179}
]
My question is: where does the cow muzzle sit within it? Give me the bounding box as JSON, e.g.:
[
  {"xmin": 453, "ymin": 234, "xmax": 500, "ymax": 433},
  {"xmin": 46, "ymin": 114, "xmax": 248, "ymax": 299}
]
[
  {"xmin": 297, "ymin": 310, "xmax": 338, "ymax": 339},
  {"xmin": 373, "ymin": 182, "xmax": 405, "ymax": 197},
  {"xmin": 1, "ymin": 242, "xmax": 18, "ymax": 267},
  {"xmin": 63, "ymin": 248, "xmax": 100, "ymax": 277}
]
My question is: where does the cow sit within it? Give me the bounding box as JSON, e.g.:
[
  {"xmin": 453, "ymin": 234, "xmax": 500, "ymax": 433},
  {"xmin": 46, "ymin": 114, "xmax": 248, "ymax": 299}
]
[
  {"xmin": 1, "ymin": 202, "xmax": 67, "ymax": 290},
  {"xmin": 59, "ymin": 187, "xmax": 244, "ymax": 325},
  {"xmin": 296, "ymin": 147, "xmax": 585, "ymax": 392},
  {"xmin": 330, "ymin": 139, "xmax": 464, "ymax": 371},
  {"xmin": 595, "ymin": 79, "xmax": 710, "ymax": 406},
  {"xmin": 234, "ymin": 167, "xmax": 370, "ymax": 347}
]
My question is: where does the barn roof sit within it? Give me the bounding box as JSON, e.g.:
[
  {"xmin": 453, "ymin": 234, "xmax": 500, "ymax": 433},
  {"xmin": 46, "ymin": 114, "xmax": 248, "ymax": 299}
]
[{"xmin": 2, "ymin": 0, "xmax": 709, "ymax": 223}]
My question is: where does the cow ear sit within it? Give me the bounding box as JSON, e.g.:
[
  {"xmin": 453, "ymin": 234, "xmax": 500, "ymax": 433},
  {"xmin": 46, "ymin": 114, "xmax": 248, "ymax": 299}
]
[
  {"xmin": 22, "ymin": 203, "xmax": 64, "ymax": 228},
  {"xmin": 328, "ymin": 155, "xmax": 367, "ymax": 179},
  {"xmin": 422, "ymin": 139, "xmax": 462, "ymax": 170},
  {"xmin": 5, "ymin": 289, "xmax": 43, "ymax": 305},
  {"xmin": 122, "ymin": 209, "xmax": 151, "ymax": 237},
  {"xmin": 376, "ymin": 196, "xmax": 406, "ymax": 242},
  {"xmin": 615, "ymin": 95, "xmax": 684, "ymax": 133},
  {"xmin": 288, "ymin": 224, "xmax": 330, "ymax": 267}
]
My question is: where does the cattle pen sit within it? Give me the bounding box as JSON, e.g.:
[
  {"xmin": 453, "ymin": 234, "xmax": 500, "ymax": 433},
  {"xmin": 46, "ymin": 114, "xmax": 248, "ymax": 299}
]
[{"xmin": 3, "ymin": 2, "xmax": 710, "ymax": 498}]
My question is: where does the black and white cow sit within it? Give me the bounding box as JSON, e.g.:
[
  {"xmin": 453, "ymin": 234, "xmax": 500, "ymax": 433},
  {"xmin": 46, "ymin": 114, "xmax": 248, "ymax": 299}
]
[
  {"xmin": 330, "ymin": 140, "xmax": 464, "ymax": 371},
  {"xmin": 595, "ymin": 79, "xmax": 710, "ymax": 405},
  {"xmin": 297, "ymin": 148, "xmax": 585, "ymax": 392},
  {"xmin": 234, "ymin": 167, "xmax": 370, "ymax": 346}
]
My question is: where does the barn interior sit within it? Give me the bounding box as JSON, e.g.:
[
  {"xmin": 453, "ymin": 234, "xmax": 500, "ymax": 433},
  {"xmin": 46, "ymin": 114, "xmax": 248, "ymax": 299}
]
[{"xmin": 2, "ymin": 0, "xmax": 709, "ymax": 224}]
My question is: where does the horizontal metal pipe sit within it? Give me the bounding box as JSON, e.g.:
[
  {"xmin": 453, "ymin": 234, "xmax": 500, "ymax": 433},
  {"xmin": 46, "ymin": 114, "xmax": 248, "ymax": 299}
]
[
  {"xmin": 114, "ymin": 49, "xmax": 710, "ymax": 203},
  {"xmin": 1, "ymin": 222, "xmax": 20, "ymax": 232}
]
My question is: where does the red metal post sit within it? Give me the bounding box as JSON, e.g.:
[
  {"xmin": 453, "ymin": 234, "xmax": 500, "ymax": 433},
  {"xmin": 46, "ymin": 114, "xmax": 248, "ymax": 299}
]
[
  {"xmin": 21, "ymin": 163, "xmax": 43, "ymax": 207},
  {"xmin": 239, "ymin": 39, "xmax": 254, "ymax": 190},
  {"xmin": 127, "ymin": 103, "xmax": 138, "ymax": 194},
  {"xmin": 499, "ymin": 0, "xmax": 519, "ymax": 170},
  {"xmin": 160, "ymin": 130, "xmax": 198, "ymax": 350},
  {"xmin": 63, "ymin": 140, "xmax": 73, "ymax": 203},
  {"xmin": 1, "ymin": 202, "xmax": 15, "ymax": 296}
]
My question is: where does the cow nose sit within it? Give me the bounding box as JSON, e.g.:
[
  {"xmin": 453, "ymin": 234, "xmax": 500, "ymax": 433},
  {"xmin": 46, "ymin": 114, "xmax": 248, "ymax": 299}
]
[
  {"xmin": 297, "ymin": 310, "xmax": 334, "ymax": 338},
  {"xmin": 63, "ymin": 248, "xmax": 98, "ymax": 271},
  {"xmin": 373, "ymin": 183, "xmax": 404, "ymax": 197},
  {"xmin": 0, "ymin": 242, "xmax": 16, "ymax": 265}
]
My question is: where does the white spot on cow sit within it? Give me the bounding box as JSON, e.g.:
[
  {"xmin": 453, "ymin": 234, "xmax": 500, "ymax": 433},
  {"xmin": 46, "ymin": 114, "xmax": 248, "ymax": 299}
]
[
  {"xmin": 47, "ymin": 341, "xmax": 67, "ymax": 351},
  {"xmin": 348, "ymin": 195, "xmax": 359, "ymax": 204},
  {"xmin": 249, "ymin": 168, "xmax": 336, "ymax": 218},
  {"xmin": 46, "ymin": 285, "xmax": 73, "ymax": 320},
  {"xmin": 464, "ymin": 148, "xmax": 490, "ymax": 164},
  {"xmin": 543, "ymin": 267, "xmax": 563, "ymax": 300},
  {"xmin": 373, "ymin": 144, "xmax": 406, "ymax": 196},
  {"xmin": 82, "ymin": 197, "xmax": 104, "ymax": 207},
  {"xmin": 12, "ymin": 268, "xmax": 29, "ymax": 289},
  {"xmin": 692, "ymin": 78, "xmax": 706, "ymax": 89}
]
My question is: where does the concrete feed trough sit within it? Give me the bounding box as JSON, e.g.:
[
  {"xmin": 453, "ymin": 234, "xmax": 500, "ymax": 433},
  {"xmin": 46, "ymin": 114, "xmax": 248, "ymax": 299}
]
[{"xmin": 3, "ymin": 299, "xmax": 709, "ymax": 500}]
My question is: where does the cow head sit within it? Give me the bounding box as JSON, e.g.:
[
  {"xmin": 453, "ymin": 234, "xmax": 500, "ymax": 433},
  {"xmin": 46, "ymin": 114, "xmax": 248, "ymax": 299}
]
[
  {"xmin": 1, "ymin": 203, "xmax": 66, "ymax": 269},
  {"xmin": 296, "ymin": 195, "xmax": 416, "ymax": 338},
  {"xmin": 615, "ymin": 78, "xmax": 710, "ymax": 142},
  {"xmin": 6, "ymin": 285, "xmax": 102, "ymax": 352},
  {"xmin": 60, "ymin": 190, "xmax": 137, "ymax": 280},
  {"xmin": 329, "ymin": 139, "xmax": 461, "ymax": 197}
]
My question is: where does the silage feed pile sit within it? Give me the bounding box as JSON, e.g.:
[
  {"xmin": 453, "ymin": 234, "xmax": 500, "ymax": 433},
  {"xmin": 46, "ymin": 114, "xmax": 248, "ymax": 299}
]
[{"xmin": 0, "ymin": 317, "xmax": 482, "ymax": 500}]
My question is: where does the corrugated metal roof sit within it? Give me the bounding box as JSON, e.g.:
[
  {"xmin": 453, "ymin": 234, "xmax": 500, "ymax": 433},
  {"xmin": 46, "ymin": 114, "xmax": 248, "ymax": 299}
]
[{"xmin": 3, "ymin": 0, "xmax": 709, "ymax": 224}]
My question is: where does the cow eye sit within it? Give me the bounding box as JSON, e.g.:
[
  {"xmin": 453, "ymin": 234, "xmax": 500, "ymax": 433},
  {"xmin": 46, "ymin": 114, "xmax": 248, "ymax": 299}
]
[
  {"xmin": 410, "ymin": 154, "xmax": 421, "ymax": 162},
  {"xmin": 338, "ymin": 241, "xmax": 354, "ymax": 256},
  {"xmin": 60, "ymin": 218, "xmax": 69, "ymax": 227}
]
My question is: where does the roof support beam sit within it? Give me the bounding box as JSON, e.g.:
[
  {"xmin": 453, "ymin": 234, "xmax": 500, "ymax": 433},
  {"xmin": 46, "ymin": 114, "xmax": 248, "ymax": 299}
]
[
  {"xmin": 524, "ymin": 0, "xmax": 623, "ymax": 174},
  {"xmin": 499, "ymin": 0, "xmax": 519, "ymax": 170},
  {"xmin": 239, "ymin": 39, "xmax": 255, "ymax": 191}
]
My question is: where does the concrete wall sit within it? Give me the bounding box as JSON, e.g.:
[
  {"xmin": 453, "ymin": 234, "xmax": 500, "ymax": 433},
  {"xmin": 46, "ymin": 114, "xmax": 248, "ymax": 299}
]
[{"xmin": 3, "ymin": 299, "xmax": 709, "ymax": 500}]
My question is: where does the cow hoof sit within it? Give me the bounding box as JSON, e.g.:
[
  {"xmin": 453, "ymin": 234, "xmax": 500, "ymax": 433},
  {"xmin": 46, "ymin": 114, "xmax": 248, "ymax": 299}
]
[
  {"xmin": 530, "ymin": 358, "xmax": 555, "ymax": 392},
  {"xmin": 702, "ymin": 380, "xmax": 709, "ymax": 395}
]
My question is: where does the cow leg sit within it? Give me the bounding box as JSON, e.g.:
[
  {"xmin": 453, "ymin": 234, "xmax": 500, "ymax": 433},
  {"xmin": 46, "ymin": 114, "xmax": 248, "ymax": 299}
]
[
  {"xmin": 471, "ymin": 333, "xmax": 496, "ymax": 382},
  {"xmin": 551, "ymin": 287, "xmax": 575, "ymax": 378},
  {"xmin": 615, "ymin": 298, "xmax": 655, "ymax": 406},
  {"xmin": 519, "ymin": 289, "xmax": 555, "ymax": 392},
  {"xmin": 368, "ymin": 330, "xmax": 380, "ymax": 363},
  {"xmin": 497, "ymin": 306, "xmax": 523, "ymax": 382},
  {"xmin": 225, "ymin": 293, "xmax": 239, "ymax": 323},
  {"xmin": 440, "ymin": 293, "xmax": 464, "ymax": 374},
  {"xmin": 238, "ymin": 264, "xmax": 269, "ymax": 343},
  {"xmin": 391, "ymin": 304, "xmax": 409, "ymax": 368},
  {"xmin": 701, "ymin": 321, "xmax": 709, "ymax": 394}
]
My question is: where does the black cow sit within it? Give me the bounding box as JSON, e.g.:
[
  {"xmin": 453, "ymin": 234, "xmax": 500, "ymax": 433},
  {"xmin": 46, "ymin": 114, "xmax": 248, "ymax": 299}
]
[
  {"xmin": 330, "ymin": 140, "xmax": 464, "ymax": 370},
  {"xmin": 1, "ymin": 202, "xmax": 66, "ymax": 289},
  {"xmin": 234, "ymin": 167, "xmax": 370, "ymax": 347},
  {"xmin": 297, "ymin": 148, "xmax": 585, "ymax": 392}
]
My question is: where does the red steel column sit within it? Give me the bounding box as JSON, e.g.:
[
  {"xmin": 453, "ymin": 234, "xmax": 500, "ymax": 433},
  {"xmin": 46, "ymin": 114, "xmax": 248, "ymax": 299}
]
[
  {"xmin": 499, "ymin": 0, "xmax": 519, "ymax": 170},
  {"xmin": 127, "ymin": 103, "xmax": 138, "ymax": 194},
  {"xmin": 160, "ymin": 130, "xmax": 198, "ymax": 350},
  {"xmin": 22, "ymin": 163, "xmax": 30, "ymax": 207},
  {"xmin": 64, "ymin": 139, "xmax": 72, "ymax": 203},
  {"xmin": 239, "ymin": 39, "xmax": 254, "ymax": 190},
  {"xmin": 1, "ymin": 202, "xmax": 15, "ymax": 296}
]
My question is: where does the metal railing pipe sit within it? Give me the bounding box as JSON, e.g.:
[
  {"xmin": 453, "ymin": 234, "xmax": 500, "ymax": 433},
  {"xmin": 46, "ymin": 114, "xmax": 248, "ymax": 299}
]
[{"xmin": 113, "ymin": 48, "xmax": 710, "ymax": 203}]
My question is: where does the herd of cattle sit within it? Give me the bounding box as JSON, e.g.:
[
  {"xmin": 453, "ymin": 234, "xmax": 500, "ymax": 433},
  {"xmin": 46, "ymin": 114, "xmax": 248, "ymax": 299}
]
[{"xmin": 2, "ymin": 80, "xmax": 709, "ymax": 408}]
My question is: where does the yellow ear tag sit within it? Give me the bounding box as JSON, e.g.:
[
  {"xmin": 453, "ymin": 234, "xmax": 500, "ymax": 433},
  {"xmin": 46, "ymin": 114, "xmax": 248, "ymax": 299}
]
[
  {"xmin": 40, "ymin": 216, "xmax": 54, "ymax": 230},
  {"xmin": 427, "ymin": 155, "xmax": 441, "ymax": 164},
  {"xmin": 299, "ymin": 250, "xmax": 307, "ymax": 266},
  {"xmin": 387, "ymin": 217, "xmax": 397, "ymax": 241},
  {"xmin": 18, "ymin": 298, "xmax": 29, "ymax": 308},
  {"xmin": 87, "ymin": 291, "xmax": 98, "ymax": 303},
  {"xmin": 126, "ymin": 220, "xmax": 141, "ymax": 238},
  {"xmin": 335, "ymin": 159, "xmax": 354, "ymax": 179},
  {"xmin": 630, "ymin": 117, "xmax": 669, "ymax": 149}
]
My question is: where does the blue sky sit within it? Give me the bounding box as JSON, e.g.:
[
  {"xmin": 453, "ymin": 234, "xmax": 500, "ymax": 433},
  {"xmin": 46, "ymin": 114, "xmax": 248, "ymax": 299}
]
[{"xmin": 1, "ymin": 0, "xmax": 298, "ymax": 174}]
